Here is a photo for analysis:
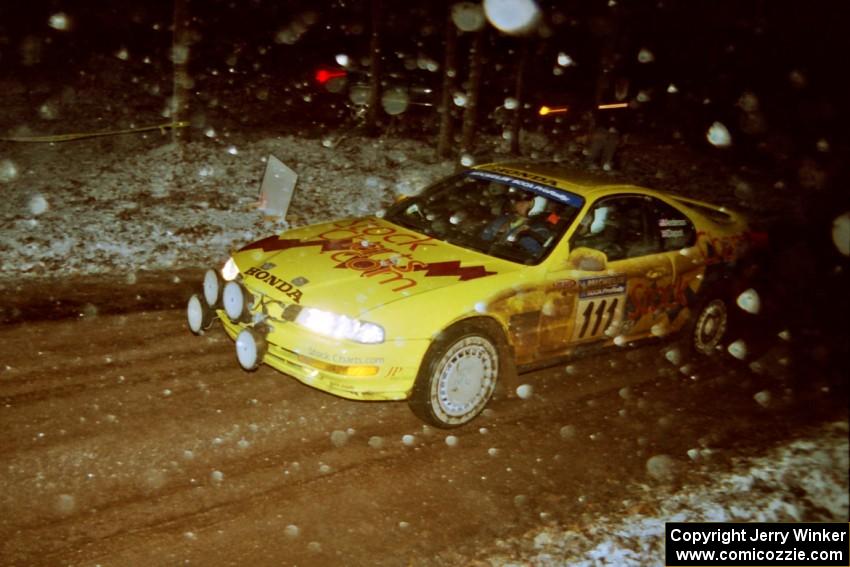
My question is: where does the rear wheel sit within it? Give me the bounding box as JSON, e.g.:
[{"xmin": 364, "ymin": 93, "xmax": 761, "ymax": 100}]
[
  {"xmin": 409, "ymin": 320, "xmax": 508, "ymax": 428},
  {"xmin": 689, "ymin": 298, "xmax": 728, "ymax": 356}
]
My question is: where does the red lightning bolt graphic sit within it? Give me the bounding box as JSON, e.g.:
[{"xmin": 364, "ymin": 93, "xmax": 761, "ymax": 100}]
[
  {"xmin": 240, "ymin": 236, "xmax": 353, "ymax": 253},
  {"xmin": 414, "ymin": 261, "xmax": 496, "ymax": 281},
  {"xmin": 240, "ymin": 238, "xmax": 496, "ymax": 282}
]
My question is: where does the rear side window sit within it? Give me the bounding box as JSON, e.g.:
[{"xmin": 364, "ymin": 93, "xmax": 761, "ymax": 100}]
[
  {"xmin": 647, "ymin": 198, "xmax": 696, "ymax": 251},
  {"xmin": 570, "ymin": 196, "xmax": 653, "ymax": 261},
  {"xmin": 673, "ymin": 198, "xmax": 734, "ymax": 224}
]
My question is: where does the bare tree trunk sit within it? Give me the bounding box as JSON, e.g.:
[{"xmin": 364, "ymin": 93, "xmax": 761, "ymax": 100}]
[
  {"xmin": 460, "ymin": 29, "xmax": 484, "ymax": 155},
  {"xmin": 436, "ymin": 8, "xmax": 458, "ymax": 158},
  {"xmin": 588, "ymin": 8, "xmax": 623, "ymax": 138},
  {"xmin": 364, "ymin": 0, "xmax": 382, "ymax": 135},
  {"xmin": 171, "ymin": 0, "xmax": 190, "ymax": 143},
  {"xmin": 509, "ymin": 40, "xmax": 529, "ymax": 155}
]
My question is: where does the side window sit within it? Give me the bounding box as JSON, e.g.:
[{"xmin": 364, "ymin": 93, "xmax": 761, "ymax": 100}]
[
  {"xmin": 647, "ymin": 198, "xmax": 696, "ymax": 251},
  {"xmin": 570, "ymin": 196, "xmax": 653, "ymax": 261}
]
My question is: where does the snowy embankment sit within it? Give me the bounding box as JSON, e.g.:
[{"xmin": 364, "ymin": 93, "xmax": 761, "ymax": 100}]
[
  {"xmin": 0, "ymin": 135, "xmax": 453, "ymax": 278},
  {"xmin": 480, "ymin": 421, "xmax": 848, "ymax": 567}
]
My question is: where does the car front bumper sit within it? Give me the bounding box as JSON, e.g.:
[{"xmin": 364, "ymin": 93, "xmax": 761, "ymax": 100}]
[{"xmin": 219, "ymin": 312, "xmax": 428, "ymax": 401}]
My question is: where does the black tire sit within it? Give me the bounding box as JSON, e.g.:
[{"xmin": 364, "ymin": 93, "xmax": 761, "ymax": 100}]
[
  {"xmin": 408, "ymin": 319, "xmax": 512, "ymax": 428},
  {"xmin": 685, "ymin": 297, "xmax": 729, "ymax": 356}
]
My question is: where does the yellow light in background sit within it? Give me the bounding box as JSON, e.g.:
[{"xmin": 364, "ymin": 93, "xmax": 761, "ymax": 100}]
[
  {"xmin": 598, "ymin": 102, "xmax": 629, "ymax": 110},
  {"xmin": 538, "ymin": 105, "xmax": 568, "ymax": 116}
]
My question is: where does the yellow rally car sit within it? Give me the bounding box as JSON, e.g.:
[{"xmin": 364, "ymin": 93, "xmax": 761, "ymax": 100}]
[{"xmin": 187, "ymin": 163, "xmax": 760, "ymax": 427}]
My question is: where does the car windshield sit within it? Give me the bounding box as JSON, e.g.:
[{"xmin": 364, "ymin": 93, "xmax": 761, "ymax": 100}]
[{"xmin": 384, "ymin": 170, "xmax": 583, "ymax": 265}]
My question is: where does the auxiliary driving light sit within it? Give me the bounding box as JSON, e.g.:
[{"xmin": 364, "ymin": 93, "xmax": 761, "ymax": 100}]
[
  {"xmin": 223, "ymin": 281, "xmax": 254, "ymax": 322},
  {"xmin": 203, "ymin": 269, "xmax": 221, "ymax": 307},
  {"xmin": 235, "ymin": 328, "xmax": 267, "ymax": 371},
  {"xmin": 187, "ymin": 294, "xmax": 213, "ymax": 334}
]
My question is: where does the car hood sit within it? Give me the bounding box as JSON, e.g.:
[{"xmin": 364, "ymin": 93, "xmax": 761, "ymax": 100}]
[{"xmin": 231, "ymin": 217, "xmax": 516, "ymax": 316}]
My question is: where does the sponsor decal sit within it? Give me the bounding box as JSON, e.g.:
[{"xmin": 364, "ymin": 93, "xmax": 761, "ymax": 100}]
[
  {"xmin": 550, "ymin": 279, "xmax": 577, "ymax": 291},
  {"xmin": 695, "ymin": 230, "xmax": 747, "ymax": 265},
  {"xmin": 661, "ymin": 228, "xmax": 685, "ymax": 238},
  {"xmin": 574, "ymin": 276, "xmax": 627, "ymax": 341},
  {"xmin": 579, "ymin": 275, "xmax": 627, "ymax": 299},
  {"xmin": 243, "ymin": 266, "xmax": 303, "ymax": 303},
  {"xmin": 484, "ymin": 166, "xmax": 561, "ymax": 186},
  {"xmin": 625, "ymin": 275, "xmax": 698, "ymax": 322},
  {"xmin": 658, "ymin": 218, "xmax": 689, "ymax": 227},
  {"xmin": 306, "ymin": 347, "xmax": 384, "ymax": 366},
  {"xmin": 241, "ymin": 218, "xmax": 496, "ymax": 293},
  {"xmin": 467, "ymin": 169, "xmax": 585, "ymax": 208}
]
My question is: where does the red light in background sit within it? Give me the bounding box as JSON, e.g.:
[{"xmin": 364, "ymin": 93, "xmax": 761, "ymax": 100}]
[{"xmin": 315, "ymin": 68, "xmax": 347, "ymax": 84}]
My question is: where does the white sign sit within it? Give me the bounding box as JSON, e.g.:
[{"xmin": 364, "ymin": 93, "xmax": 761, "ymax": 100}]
[{"xmin": 258, "ymin": 155, "xmax": 297, "ymax": 219}]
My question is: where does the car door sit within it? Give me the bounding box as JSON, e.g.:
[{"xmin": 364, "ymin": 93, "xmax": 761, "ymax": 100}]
[
  {"xmin": 642, "ymin": 196, "xmax": 701, "ymax": 335},
  {"xmin": 538, "ymin": 194, "xmax": 677, "ymax": 353}
]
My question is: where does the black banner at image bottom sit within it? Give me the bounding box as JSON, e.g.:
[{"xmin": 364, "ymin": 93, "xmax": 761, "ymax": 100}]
[{"xmin": 665, "ymin": 522, "xmax": 849, "ymax": 566}]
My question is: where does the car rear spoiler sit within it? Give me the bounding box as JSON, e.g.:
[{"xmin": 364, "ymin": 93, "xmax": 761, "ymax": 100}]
[
  {"xmin": 672, "ymin": 195, "xmax": 741, "ymax": 225},
  {"xmin": 673, "ymin": 196, "xmax": 769, "ymax": 249}
]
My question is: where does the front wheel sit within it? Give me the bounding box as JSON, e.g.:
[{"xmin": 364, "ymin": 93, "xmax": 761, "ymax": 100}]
[{"xmin": 409, "ymin": 321, "xmax": 506, "ymax": 428}]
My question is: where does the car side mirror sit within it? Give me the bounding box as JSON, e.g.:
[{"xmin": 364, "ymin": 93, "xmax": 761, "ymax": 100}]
[{"xmin": 568, "ymin": 247, "xmax": 608, "ymax": 271}]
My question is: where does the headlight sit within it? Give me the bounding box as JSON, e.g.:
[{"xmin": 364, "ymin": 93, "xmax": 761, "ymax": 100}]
[
  {"xmin": 295, "ymin": 307, "xmax": 384, "ymax": 344},
  {"xmin": 221, "ymin": 257, "xmax": 239, "ymax": 281}
]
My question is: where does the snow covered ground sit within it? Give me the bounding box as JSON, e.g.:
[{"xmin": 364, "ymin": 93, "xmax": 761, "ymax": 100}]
[
  {"xmin": 476, "ymin": 421, "xmax": 848, "ymax": 566},
  {"xmin": 0, "ymin": 134, "xmax": 454, "ymax": 278}
]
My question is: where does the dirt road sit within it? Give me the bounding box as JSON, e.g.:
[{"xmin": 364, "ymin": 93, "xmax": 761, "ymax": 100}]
[{"xmin": 1, "ymin": 280, "xmax": 846, "ymax": 566}]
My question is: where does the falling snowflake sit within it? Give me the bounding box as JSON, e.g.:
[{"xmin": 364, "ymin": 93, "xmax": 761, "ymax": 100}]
[
  {"xmin": 484, "ymin": 0, "xmax": 541, "ymax": 35},
  {"xmin": 28, "ymin": 194, "xmax": 49, "ymax": 216},
  {"xmin": 451, "ymin": 2, "xmax": 486, "ymax": 32},
  {"xmin": 727, "ymin": 340, "xmax": 748, "ymax": 360},
  {"xmin": 0, "ymin": 159, "xmax": 19, "ymax": 183},
  {"xmin": 706, "ymin": 122, "xmax": 732, "ymax": 147},
  {"xmin": 736, "ymin": 288, "xmax": 761, "ymax": 314},
  {"xmin": 516, "ymin": 384, "xmax": 533, "ymax": 399},
  {"xmin": 637, "ymin": 48, "xmax": 655, "ymax": 63},
  {"xmin": 48, "ymin": 12, "xmax": 71, "ymax": 31},
  {"xmin": 557, "ymin": 52, "xmax": 575, "ymax": 67},
  {"xmin": 832, "ymin": 212, "xmax": 850, "ymax": 256}
]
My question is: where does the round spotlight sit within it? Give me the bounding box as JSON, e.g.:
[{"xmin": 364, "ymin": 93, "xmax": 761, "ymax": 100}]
[
  {"xmin": 223, "ymin": 281, "xmax": 253, "ymax": 322},
  {"xmin": 236, "ymin": 328, "xmax": 267, "ymax": 370},
  {"xmin": 187, "ymin": 294, "xmax": 213, "ymax": 334},
  {"xmin": 203, "ymin": 269, "xmax": 221, "ymax": 307}
]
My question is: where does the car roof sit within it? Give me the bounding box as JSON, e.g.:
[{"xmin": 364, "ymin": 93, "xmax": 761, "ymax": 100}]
[
  {"xmin": 473, "ymin": 161, "xmax": 652, "ymax": 201},
  {"xmin": 473, "ymin": 161, "xmax": 744, "ymax": 226}
]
